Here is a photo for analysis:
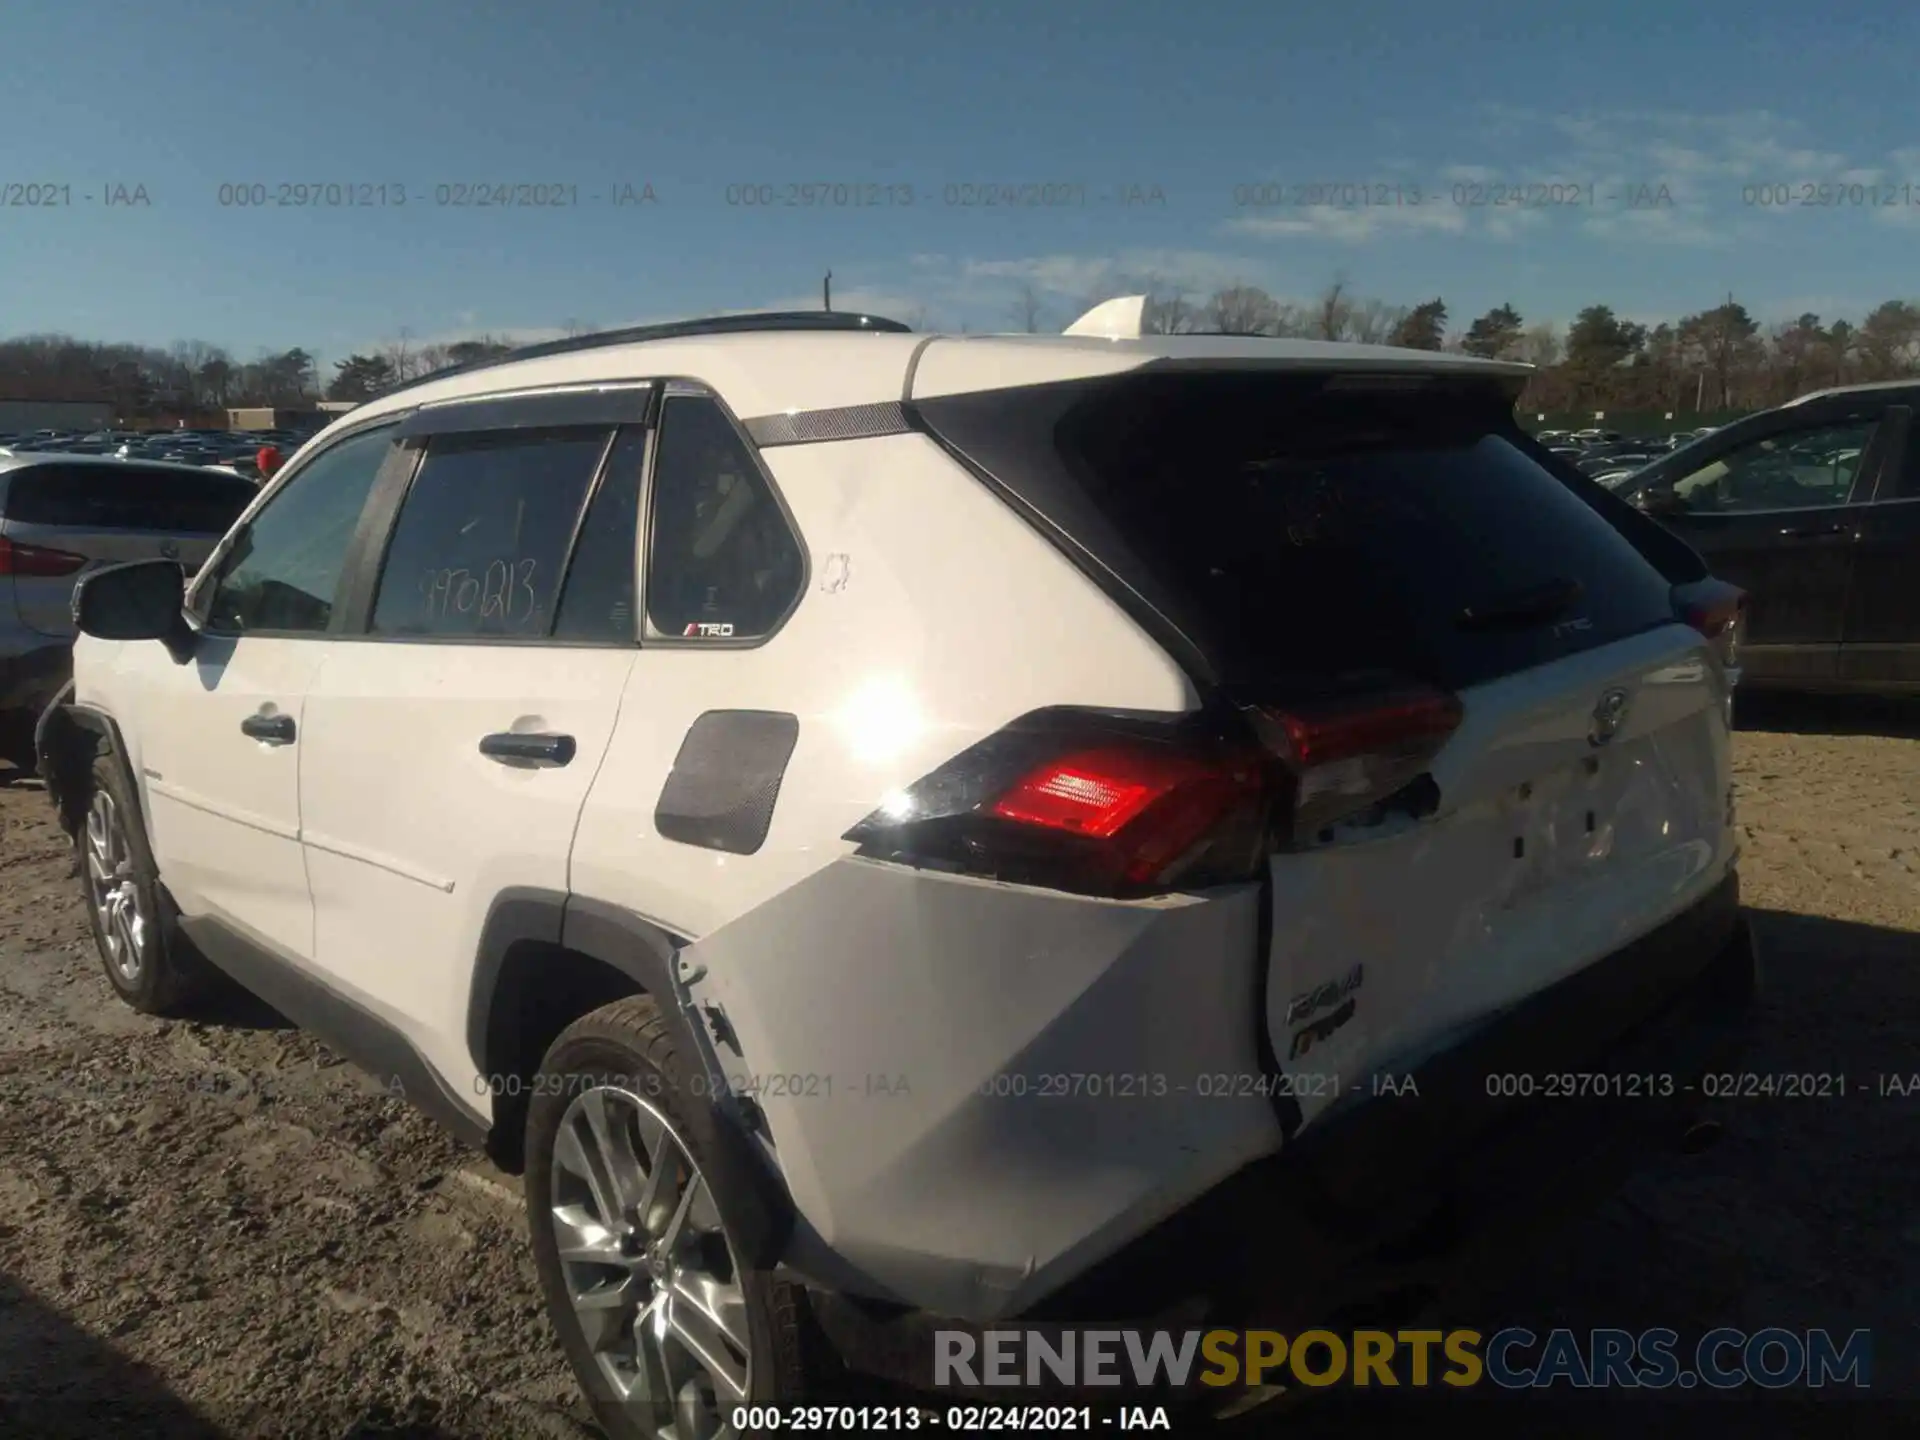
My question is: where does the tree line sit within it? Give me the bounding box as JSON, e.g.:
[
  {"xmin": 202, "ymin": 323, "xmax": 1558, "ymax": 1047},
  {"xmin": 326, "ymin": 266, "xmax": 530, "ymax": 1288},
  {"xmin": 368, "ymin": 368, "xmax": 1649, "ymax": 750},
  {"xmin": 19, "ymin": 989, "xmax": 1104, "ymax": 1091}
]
[
  {"xmin": 1032, "ymin": 277, "xmax": 1920, "ymax": 415},
  {"xmin": 4, "ymin": 289, "xmax": 1918, "ymax": 420},
  {"xmin": 0, "ymin": 331, "xmax": 528, "ymax": 418}
]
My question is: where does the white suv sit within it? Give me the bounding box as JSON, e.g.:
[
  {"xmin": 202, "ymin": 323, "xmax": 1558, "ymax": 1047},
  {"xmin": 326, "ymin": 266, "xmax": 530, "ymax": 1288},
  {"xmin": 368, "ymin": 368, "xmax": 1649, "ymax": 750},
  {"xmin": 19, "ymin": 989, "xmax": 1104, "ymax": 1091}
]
[{"xmin": 38, "ymin": 308, "xmax": 1756, "ymax": 1436}]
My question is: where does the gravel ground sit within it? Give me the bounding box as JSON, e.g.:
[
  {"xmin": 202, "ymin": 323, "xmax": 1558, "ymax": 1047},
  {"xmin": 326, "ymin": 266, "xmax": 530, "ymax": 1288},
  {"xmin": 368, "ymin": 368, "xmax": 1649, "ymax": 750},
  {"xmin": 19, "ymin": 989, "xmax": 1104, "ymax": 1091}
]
[{"xmin": 1, "ymin": 691, "xmax": 1916, "ymax": 1437}]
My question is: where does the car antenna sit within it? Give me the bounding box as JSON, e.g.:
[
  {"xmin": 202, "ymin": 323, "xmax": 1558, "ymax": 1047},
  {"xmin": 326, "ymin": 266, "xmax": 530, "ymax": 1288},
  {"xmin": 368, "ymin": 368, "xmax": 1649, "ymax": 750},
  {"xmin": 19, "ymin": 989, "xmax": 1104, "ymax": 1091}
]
[{"xmin": 823, "ymin": 270, "xmax": 833, "ymax": 312}]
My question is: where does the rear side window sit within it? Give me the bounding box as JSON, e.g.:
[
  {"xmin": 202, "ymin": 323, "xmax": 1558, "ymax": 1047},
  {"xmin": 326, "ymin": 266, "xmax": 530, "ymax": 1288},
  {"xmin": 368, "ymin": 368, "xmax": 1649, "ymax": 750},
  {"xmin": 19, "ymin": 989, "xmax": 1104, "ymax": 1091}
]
[
  {"xmin": 553, "ymin": 428, "xmax": 645, "ymax": 643},
  {"xmin": 923, "ymin": 373, "xmax": 1679, "ymax": 692},
  {"xmin": 1, "ymin": 464, "xmax": 253, "ymax": 533},
  {"xmin": 645, "ymin": 395, "xmax": 805, "ymax": 640},
  {"xmin": 370, "ymin": 427, "xmax": 610, "ymax": 639}
]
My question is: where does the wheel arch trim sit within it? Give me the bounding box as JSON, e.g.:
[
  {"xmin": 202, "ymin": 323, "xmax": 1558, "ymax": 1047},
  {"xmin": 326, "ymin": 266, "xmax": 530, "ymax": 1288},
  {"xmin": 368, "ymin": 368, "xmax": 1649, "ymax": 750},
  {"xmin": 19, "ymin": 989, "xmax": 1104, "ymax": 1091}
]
[{"xmin": 467, "ymin": 887, "xmax": 797, "ymax": 1267}]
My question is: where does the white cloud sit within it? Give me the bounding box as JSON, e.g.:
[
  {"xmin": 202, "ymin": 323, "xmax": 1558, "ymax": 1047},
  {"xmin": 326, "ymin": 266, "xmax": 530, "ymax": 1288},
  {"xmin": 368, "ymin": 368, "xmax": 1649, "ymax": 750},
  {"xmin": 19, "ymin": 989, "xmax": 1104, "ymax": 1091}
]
[
  {"xmin": 958, "ymin": 248, "xmax": 1273, "ymax": 300},
  {"xmin": 1581, "ymin": 207, "xmax": 1727, "ymax": 248},
  {"xmin": 1440, "ymin": 105, "xmax": 1867, "ymax": 244},
  {"xmin": 1225, "ymin": 203, "xmax": 1469, "ymax": 242}
]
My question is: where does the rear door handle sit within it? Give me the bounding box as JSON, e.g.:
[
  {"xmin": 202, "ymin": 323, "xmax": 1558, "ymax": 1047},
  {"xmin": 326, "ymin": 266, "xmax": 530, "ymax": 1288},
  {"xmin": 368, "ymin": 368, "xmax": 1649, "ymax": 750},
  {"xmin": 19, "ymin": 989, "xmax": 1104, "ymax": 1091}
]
[
  {"xmin": 1779, "ymin": 523, "xmax": 1846, "ymax": 538},
  {"xmin": 240, "ymin": 712, "xmax": 295, "ymax": 744},
  {"xmin": 479, "ymin": 731, "xmax": 576, "ymax": 767}
]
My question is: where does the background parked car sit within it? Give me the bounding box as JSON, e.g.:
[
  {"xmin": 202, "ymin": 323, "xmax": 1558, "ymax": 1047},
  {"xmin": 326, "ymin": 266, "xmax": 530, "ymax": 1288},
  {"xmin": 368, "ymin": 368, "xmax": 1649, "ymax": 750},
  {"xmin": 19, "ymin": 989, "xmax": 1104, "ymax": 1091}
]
[
  {"xmin": 0, "ymin": 455, "xmax": 256, "ymax": 769},
  {"xmin": 1613, "ymin": 380, "xmax": 1920, "ymax": 695}
]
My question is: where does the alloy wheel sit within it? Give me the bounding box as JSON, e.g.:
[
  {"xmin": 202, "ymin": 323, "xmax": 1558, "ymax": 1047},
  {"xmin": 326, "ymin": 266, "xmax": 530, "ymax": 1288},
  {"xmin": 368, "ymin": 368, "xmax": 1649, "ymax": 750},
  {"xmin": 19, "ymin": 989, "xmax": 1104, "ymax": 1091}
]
[
  {"xmin": 550, "ymin": 1085, "xmax": 752, "ymax": 1439},
  {"xmin": 84, "ymin": 790, "xmax": 148, "ymax": 984}
]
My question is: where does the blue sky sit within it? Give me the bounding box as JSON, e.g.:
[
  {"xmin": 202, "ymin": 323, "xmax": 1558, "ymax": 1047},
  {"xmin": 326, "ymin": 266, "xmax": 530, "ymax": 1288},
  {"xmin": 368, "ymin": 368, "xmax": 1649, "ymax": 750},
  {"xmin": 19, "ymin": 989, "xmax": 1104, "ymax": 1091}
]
[{"xmin": 4, "ymin": 0, "xmax": 1918, "ymax": 370}]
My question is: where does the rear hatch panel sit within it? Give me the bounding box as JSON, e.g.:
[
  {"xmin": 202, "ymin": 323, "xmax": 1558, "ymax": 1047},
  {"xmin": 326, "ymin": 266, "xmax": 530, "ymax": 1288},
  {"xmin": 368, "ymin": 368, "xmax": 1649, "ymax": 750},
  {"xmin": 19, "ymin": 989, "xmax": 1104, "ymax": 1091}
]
[
  {"xmin": 915, "ymin": 364, "xmax": 1735, "ymax": 1130},
  {"xmin": 1268, "ymin": 627, "xmax": 1732, "ymax": 1126}
]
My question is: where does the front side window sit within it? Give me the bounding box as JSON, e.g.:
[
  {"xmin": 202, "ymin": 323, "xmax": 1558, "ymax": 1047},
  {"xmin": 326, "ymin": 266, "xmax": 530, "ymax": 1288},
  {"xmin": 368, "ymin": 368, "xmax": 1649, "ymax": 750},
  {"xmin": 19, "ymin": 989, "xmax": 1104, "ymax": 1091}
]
[
  {"xmin": 1669, "ymin": 419, "xmax": 1878, "ymax": 513},
  {"xmin": 645, "ymin": 396, "xmax": 804, "ymax": 640},
  {"xmin": 370, "ymin": 427, "xmax": 610, "ymax": 638},
  {"xmin": 203, "ymin": 424, "xmax": 396, "ymax": 634}
]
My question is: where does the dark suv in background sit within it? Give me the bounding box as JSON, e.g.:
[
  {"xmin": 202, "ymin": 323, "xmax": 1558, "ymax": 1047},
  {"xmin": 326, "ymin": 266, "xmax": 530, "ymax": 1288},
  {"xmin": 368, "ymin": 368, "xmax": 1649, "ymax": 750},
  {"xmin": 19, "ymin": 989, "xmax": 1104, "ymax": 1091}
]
[{"xmin": 1613, "ymin": 381, "xmax": 1920, "ymax": 695}]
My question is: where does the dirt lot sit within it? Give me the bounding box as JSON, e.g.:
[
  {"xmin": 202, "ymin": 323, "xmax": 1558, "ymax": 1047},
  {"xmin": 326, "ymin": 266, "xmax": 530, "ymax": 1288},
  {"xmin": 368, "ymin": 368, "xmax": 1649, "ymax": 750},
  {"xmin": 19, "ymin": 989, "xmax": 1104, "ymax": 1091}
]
[{"xmin": 1, "ymin": 693, "xmax": 1917, "ymax": 1437}]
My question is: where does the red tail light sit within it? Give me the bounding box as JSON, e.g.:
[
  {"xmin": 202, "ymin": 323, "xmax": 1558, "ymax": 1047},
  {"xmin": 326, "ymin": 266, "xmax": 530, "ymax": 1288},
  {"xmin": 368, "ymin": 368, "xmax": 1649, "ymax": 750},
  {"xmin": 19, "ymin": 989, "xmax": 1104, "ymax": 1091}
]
[
  {"xmin": 1680, "ymin": 593, "xmax": 1743, "ymax": 639},
  {"xmin": 1673, "ymin": 578, "xmax": 1745, "ymax": 675},
  {"xmin": 988, "ymin": 746, "xmax": 1268, "ymax": 889},
  {"xmin": 844, "ymin": 693, "xmax": 1460, "ymax": 898},
  {"xmin": 1251, "ymin": 687, "xmax": 1463, "ymax": 840},
  {"xmin": 0, "ymin": 535, "xmax": 87, "ymax": 577}
]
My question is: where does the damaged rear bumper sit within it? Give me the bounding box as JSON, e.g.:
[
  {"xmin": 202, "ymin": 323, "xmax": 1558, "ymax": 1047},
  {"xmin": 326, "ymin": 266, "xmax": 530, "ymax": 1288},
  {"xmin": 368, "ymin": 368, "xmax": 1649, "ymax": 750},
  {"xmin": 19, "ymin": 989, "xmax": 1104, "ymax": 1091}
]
[{"xmin": 802, "ymin": 872, "xmax": 1755, "ymax": 1389}]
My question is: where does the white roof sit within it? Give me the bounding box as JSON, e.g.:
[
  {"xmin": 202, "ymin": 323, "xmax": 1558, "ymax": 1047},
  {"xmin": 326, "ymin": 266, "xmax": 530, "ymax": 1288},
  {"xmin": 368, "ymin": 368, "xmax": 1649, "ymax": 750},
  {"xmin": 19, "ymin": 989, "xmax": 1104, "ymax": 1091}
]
[{"xmin": 328, "ymin": 323, "xmax": 1533, "ymax": 445}]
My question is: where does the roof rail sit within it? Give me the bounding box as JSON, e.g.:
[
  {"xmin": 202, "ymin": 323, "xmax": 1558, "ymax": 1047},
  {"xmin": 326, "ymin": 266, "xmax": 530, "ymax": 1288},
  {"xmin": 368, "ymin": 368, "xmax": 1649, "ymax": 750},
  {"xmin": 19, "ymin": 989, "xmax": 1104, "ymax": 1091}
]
[{"xmin": 373, "ymin": 310, "xmax": 912, "ymax": 403}]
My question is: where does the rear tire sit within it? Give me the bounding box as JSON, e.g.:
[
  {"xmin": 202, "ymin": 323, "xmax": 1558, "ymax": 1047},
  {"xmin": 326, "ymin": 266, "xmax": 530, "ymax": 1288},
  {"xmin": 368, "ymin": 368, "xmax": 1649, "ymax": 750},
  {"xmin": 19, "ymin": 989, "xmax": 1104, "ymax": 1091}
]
[
  {"xmin": 526, "ymin": 996, "xmax": 810, "ymax": 1439},
  {"xmin": 78, "ymin": 750, "xmax": 208, "ymax": 1016}
]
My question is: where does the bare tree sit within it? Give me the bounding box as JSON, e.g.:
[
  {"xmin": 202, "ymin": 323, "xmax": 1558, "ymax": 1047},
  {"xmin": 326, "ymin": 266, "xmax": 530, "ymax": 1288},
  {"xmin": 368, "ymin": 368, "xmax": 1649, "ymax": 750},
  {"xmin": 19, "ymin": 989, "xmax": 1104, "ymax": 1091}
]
[
  {"xmin": 1009, "ymin": 283, "xmax": 1047, "ymax": 334},
  {"xmin": 1515, "ymin": 321, "xmax": 1562, "ymax": 368},
  {"xmin": 382, "ymin": 327, "xmax": 416, "ymax": 385},
  {"xmin": 1205, "ymin": 285, "xmax": 1281, "ymax": 336},
  {"xmin": 1142, "ymin": 292, "xmax": 1200, "ymax": 334},
  {"xmin": 1346, "ymin": 299, "xmax": 1409, "ymax": 346},
  {"xmin": 1315, "ymin": 276, "xmax": 1353, "ymax": 341}
]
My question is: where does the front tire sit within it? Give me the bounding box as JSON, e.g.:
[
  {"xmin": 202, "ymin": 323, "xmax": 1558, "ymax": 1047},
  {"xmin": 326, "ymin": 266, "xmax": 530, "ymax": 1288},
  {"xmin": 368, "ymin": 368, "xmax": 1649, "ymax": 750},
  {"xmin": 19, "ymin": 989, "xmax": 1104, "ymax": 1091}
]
[
  {"xmin": 78, "ymin": 750, "xmax": 207, "ymax": 1015},
  {"xmin": 526, "ymin": 996, "xmax": 808, "ymax": 1439}
]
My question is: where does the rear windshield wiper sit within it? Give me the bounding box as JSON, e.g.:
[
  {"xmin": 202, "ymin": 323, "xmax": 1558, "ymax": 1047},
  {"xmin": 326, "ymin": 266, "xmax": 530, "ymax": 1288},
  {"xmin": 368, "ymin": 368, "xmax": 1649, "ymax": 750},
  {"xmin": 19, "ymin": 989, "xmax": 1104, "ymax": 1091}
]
[{"xmin": 1455, "ymin": 576, "xmax": 1585, "ymax": 631}]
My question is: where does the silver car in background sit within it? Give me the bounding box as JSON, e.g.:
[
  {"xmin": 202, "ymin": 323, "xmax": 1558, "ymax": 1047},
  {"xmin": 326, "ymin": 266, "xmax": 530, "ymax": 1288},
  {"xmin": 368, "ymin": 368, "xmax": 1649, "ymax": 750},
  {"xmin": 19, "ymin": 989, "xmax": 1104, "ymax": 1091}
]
[{"xmin": 0, "ymin": 455, "xmax": 254, "ymax": 769}]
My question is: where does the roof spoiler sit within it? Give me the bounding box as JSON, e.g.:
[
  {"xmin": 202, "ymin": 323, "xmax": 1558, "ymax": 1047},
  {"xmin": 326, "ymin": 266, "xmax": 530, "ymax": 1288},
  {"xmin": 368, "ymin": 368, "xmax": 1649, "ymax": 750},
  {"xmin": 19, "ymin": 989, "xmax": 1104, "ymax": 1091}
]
[{"xmin": 1062, "ymin": 295, "xmax": 1148, "ymax": 339}]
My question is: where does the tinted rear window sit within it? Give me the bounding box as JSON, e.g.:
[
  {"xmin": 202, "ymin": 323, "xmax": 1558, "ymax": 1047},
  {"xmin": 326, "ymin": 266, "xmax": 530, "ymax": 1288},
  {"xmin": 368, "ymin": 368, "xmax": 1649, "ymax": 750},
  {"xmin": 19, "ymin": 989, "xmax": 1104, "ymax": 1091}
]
[
  {"xmin": 927, "ymin": 372, "xmax": 1679, "ymax": 692},
  {"xmin": 1, "ymin": 464, "xmax": 253, "ymax": 534}
]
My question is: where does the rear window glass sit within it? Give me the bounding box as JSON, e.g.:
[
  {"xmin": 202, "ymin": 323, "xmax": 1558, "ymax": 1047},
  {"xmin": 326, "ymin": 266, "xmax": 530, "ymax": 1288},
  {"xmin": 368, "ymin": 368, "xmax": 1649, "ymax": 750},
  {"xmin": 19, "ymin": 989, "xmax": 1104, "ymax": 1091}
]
[
  {"xmin": 934, "ymin": 373, "xmax": 1680, "ymax": 692},
  {"xmin": 1, "ymin": 464, "xmax": 253, "ymax": 534}
]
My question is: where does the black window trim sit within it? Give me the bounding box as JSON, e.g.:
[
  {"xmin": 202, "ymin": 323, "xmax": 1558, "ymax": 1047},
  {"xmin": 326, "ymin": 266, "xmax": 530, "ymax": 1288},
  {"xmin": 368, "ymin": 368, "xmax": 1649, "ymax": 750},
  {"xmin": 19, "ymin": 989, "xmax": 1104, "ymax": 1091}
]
[
  {"xmin": 1863, "ymin": 404, "xmax": 1910, "ymax": 503},
  {"xmin": 549, "ymin": 423, "xmax": 654, "ymax": 647},
  {"xmin": 191, "ymin": 416, "xmax": 411, "ymax": 641},
  {"xmin": 343, "ymin": 422, "xmax": 627, "ymax": 648},
  {"xmin": 637, "ymin": 380, "xmax": 812, "ymax": 651},
  {"xmin": 396, "ymin": 380, "xmax": 656, "ymax": 439}
]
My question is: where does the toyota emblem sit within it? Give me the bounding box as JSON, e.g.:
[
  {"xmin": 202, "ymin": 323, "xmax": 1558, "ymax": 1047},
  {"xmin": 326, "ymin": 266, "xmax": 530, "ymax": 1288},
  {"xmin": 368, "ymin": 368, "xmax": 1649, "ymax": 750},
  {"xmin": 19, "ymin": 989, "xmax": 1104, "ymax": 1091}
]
[{"xmin": 1589, "ymin": 687, "xmax": 1631, "ymax": 747}]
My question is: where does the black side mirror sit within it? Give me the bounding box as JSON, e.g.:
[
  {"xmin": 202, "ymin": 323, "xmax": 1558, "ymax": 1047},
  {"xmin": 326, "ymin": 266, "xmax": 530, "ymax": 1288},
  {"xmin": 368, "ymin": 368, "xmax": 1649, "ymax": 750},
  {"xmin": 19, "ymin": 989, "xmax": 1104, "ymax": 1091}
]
[{"xmin": 73, "ymin": 559, "xmax": 193, "ymax": 657}]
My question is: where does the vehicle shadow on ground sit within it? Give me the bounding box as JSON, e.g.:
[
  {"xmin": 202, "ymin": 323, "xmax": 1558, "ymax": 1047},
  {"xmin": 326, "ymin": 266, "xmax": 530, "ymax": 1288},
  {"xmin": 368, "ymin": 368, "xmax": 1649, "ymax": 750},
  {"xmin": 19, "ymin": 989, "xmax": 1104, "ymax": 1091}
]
[
  {"xmin": 2, "ymin": 1268, "xmax": 524, "ymax": 1437},
  {"xmin": 183, "ymin": 967, "xmax": 298, "ymax": 1031},
  {"xmin": 1226, "ymin": 905, "xmax": 1919, "ymax": 1435},
  {"xmin": 0, "ymin": 1273, "xmax": 224, "ymax": 1437},
  {"xmin": 1735, "ymin": 689, "xmax": 1920, "ymax": 740}
]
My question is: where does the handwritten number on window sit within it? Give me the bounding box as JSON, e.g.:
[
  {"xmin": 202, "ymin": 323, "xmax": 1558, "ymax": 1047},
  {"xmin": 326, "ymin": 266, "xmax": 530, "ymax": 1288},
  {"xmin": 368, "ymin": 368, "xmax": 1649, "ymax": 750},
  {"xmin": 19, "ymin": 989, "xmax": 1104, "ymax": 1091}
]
[{"xmin": 419, "ymin": 559, "xmax": 540, "ymax": 627}]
